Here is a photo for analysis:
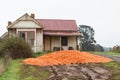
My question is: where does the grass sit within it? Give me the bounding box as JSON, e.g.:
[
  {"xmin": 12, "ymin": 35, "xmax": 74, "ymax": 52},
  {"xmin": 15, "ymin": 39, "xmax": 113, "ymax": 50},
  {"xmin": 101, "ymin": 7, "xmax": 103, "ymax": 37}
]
[
  {"xmin": 102, "ymin": 61, "xmax": 120, "ymax": 80},
  {"xmin": 20, "ymin": 65, "xmax": 50, "ymax": 80},
  {"xmin": 0, "ymin": 59, "xmax": 21, "ymax": 80},
  {"xmin": 33, "ymin": 51, "xmax": 53, "ymax": 57},
  {"xmin": 0, "ymin": 59, "xmax": 50, "ymax": 80},
  {"xmin": 93, "ymin": 51, "xmax": 120, "ymax": 56}
]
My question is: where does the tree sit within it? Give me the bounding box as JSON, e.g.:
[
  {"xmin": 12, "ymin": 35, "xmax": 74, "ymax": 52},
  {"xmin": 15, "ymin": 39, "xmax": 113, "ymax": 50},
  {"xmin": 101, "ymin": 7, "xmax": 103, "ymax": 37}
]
[
  {"xmin": 79, "ymin": 25, "xmax": 96, "ymax": 51},
  {"xmin": 95, "ymin": 44, "xmax": 104, "ymax": 52}
]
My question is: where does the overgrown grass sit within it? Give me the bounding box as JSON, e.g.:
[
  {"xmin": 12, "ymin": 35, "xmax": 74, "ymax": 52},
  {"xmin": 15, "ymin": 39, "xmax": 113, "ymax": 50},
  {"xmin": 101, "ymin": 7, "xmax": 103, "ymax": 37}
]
[
  {"xmin": 0, "ymin": 59, "xmax": 21, "ymax": 80},
  {"xmin": 0, "ymin": 59, "xmax": 50, "ymax": 80},
  {"xmin": 20, "ymin": 65, "xmax": 50, "ymax": 80},
  {"xmin": 102, "ymin": 61, "xmax": 120, "ymax": 80}
]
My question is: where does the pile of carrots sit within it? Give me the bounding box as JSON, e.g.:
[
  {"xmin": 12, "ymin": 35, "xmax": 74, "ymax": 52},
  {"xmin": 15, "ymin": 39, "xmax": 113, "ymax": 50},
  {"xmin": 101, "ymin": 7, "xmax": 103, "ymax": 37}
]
[{"xmin": 23, "ymin": 50, "xmax": 112, "ymax": 66}]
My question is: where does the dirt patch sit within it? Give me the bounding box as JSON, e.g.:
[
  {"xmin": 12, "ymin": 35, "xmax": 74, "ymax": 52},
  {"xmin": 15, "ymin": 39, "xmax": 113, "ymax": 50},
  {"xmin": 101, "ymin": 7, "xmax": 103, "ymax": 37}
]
[{"xmin": 37, "ymin": 63, "xmax": 111, "ymax": 80}]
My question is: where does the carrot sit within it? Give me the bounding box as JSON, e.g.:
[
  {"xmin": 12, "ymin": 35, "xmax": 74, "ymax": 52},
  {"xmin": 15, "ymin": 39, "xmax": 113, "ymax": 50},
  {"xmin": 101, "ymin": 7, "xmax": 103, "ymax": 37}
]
[{"xmin": 23, "ymin": 50, "xmax": 112, "ymax": 66}]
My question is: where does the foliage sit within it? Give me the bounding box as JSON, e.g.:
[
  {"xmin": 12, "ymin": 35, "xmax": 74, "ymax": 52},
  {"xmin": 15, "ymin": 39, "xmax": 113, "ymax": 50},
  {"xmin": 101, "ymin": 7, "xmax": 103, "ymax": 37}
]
[
  {"xmin": 79, "ymin": 25, "xmax": 96, "ymax": 51},
  {"xmin": 95, "ymin": 44, "xmax": 104, "ymax": 52},
  {"xmin": 112, "ymin": 45, "xmax": 120, "ymax": 53},
  {"xmin": 0, "ymin": 37, "xmax": 33, "ymax": 59}
]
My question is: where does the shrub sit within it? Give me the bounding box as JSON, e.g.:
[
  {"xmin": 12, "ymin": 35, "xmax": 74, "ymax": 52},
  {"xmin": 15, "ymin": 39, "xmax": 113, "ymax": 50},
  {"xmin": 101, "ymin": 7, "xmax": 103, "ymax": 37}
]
[{"xmin": 0, "ymin": 37, "xmax": 33, "ymax": 59}]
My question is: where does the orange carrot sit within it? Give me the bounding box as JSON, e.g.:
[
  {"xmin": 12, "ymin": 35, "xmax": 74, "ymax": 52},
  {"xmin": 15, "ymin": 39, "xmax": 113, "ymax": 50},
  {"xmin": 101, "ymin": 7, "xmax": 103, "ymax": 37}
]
[{"xmin": 23, "ymin": 50, "xmax": 112, "ymax": 66}]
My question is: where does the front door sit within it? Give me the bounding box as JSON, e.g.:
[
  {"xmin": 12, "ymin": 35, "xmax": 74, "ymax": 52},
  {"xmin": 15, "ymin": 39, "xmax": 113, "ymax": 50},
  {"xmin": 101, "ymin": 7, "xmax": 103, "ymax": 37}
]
[{"xmin": 44, "ymin": 36, "xmax": 51, "ymax": 51}]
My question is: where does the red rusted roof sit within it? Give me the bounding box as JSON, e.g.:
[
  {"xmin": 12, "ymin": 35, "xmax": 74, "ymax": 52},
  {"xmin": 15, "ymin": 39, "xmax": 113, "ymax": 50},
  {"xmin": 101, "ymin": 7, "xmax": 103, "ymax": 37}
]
[{"xmin": 36, "ymin": 19, "xmax": 78, "ymax": 31}]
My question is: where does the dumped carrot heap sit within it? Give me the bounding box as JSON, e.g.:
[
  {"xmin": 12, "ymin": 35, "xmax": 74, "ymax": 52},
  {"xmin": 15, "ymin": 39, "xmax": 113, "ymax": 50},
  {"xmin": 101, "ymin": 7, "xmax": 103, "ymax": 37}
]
[{"xmin": 23, "ymin": 50, "xmax": 112, "ymax": 66}]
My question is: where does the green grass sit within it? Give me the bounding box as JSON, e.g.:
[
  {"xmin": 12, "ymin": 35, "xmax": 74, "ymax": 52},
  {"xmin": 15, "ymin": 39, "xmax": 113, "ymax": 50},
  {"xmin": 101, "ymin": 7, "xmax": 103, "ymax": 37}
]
[
  {"xmin": 33, "ymin": 51, "xmax": 53, "ymax": 57},
  {"xmin": 0, "ymin": 59, "xmax": 50, "ymax": 80},
  {"xmin": 20, "ymin": 65, "xmax": 50, "ymax": 80},
  {"xmin": 102, "ymin": 61, "xmax": 120, "ymax": 80},
  {"xmin": 93, "ymin": 51, "xmax": 120, "ymax": 56},
  {"xmin": 0, "ymin": 59, "xmax": 21, "ymax": 80}
]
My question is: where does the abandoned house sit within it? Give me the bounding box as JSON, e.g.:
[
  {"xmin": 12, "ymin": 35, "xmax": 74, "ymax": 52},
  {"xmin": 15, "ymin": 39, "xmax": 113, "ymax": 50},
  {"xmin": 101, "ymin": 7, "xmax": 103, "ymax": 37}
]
[{"xmin": 6, "ymin": 13, "xmax": 81, "ymax": 52}]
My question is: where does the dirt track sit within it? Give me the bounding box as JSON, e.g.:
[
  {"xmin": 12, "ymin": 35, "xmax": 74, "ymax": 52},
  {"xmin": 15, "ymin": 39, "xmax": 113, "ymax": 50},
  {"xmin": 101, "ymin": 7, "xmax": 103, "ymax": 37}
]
[{"xmin": 46, "ymin": 63, "xmax": 111, "ymax": 80}]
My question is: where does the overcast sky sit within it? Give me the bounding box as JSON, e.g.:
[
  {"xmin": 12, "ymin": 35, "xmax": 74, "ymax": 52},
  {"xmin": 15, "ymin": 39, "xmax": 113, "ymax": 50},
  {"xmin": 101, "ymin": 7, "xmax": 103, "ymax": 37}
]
[{"xmin": 0, "ymin": 0, "xmax": 120, "ymax": 47}]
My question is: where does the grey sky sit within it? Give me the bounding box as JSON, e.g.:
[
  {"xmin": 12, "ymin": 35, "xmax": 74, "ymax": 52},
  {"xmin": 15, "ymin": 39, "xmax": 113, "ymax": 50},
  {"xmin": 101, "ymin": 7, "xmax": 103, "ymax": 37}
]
[{"xmin": 0, "ymin": 0, "xmax": 120, "ymax": 47}]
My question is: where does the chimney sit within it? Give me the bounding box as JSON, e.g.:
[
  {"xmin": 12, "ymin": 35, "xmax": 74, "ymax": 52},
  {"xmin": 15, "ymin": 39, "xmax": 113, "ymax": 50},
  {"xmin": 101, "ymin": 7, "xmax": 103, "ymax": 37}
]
[
  {"xmin": 31, "ymin": 14, "xmax": 35, "ymax": 19},
  {"xmin": 8, "ymin": 21, "xmax": 12, "ymax": 26}
]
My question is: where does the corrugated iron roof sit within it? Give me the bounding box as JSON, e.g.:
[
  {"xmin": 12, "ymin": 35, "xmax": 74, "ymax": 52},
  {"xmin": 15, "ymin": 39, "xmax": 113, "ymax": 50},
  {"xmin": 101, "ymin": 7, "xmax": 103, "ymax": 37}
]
[{"xmin": 36, "ymin": 19, "xmax": 78, "ymax": 31}]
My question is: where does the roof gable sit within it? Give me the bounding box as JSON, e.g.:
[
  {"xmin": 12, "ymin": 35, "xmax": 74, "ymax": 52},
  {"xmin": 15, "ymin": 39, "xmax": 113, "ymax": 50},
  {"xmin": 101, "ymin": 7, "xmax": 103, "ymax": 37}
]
[
  {"xmin": 36, "ymin": 19, "xmax": 78, "ymax": 31},
  {"xmin": 7, "ymin": 13, "xmax": 43, "ymax": 29}
]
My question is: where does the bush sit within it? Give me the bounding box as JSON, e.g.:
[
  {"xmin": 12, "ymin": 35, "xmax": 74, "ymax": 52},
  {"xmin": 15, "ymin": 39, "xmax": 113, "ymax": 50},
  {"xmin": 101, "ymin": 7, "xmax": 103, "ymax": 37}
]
[{"xmin": 0, "ymin": 37, "xmax": 33, "ymax": 59}]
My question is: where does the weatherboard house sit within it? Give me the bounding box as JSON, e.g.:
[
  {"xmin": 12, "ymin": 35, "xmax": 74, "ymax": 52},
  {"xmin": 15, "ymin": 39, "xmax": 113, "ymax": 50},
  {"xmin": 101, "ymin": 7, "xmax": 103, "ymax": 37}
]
[{"xmin": 6, "ymin": 13, "xmax": 81, "ymax": 52}]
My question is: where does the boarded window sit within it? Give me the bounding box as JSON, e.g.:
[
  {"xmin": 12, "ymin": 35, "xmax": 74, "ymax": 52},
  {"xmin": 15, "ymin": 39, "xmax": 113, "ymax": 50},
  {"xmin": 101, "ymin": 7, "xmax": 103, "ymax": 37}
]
[{"xmin": 61, "ymin": 36, "xmax": 68, "ymax": 46}]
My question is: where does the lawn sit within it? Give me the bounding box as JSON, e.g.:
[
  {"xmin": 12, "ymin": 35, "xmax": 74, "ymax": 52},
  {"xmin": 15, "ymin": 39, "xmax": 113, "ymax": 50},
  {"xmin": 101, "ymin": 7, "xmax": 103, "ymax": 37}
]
[{"xmin": 0, "ymin": 52, "xmax": 120, "ymax": 80}]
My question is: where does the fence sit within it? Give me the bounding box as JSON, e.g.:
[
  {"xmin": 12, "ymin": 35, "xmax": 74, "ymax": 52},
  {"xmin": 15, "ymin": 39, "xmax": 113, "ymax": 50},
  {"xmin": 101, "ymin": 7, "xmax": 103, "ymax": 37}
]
[{"xmin": 0, "ymin": 52, "xmax": 11, "ymax": 75}]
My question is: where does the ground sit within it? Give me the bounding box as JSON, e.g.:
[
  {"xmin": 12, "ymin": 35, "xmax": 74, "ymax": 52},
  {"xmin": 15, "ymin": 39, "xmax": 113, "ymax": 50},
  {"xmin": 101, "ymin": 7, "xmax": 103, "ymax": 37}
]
[
  {"xmin": 0, "ymin": 52, "xmax": 120, "ymax": 80},
  {"xmin": 20, "ymin": 52, "xmax": 120, "ymax": 80},
  {"xmin": 45, "ymin": 63, "xmax": 111, "ymax": 80}
]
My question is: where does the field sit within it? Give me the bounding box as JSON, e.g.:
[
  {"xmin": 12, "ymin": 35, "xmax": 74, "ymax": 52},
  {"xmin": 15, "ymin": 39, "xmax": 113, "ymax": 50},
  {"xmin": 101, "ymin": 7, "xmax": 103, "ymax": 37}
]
[{"xmin": 0, "ymin": 52, "xmax": 120, "ymax": 80}]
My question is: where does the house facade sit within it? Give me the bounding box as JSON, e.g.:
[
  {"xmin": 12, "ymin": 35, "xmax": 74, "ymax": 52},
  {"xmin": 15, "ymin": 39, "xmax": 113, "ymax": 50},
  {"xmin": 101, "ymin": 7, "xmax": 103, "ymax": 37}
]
[{"xmin": 7, "ymin": 13, "xmax": 81, "ymax": 52}]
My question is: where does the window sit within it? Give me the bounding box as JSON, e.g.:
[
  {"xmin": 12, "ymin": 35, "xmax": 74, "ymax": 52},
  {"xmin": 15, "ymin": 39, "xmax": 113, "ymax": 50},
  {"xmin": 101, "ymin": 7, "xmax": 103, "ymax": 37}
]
[
  {"xmin": 61, "ymin": 36, "xmax": 68, "ymax": 46},
  {"xmin": 30, "ymin": 39, "xmax": 34, "ymax": 46},
  {"xmin": 18, "ymin": 31, "xmax": 35, "ymax": 46},
  {"xmin": 19, "ymin": 32, "xmax": 25, "ymax": 39}
]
